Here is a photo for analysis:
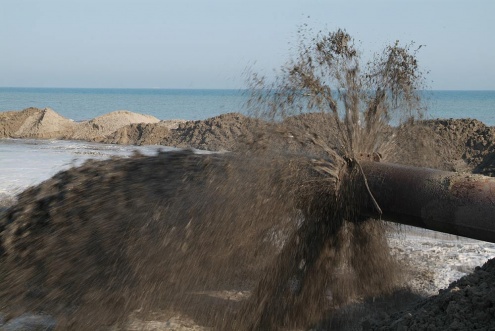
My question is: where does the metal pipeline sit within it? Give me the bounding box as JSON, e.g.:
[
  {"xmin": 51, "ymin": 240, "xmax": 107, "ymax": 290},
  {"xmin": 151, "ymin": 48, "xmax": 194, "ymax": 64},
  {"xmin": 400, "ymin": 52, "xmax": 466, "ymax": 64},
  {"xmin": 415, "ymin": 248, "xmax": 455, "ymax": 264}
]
[{"xmin": 360, "ymin": 161, "xmax": 495, "ymax": 243}]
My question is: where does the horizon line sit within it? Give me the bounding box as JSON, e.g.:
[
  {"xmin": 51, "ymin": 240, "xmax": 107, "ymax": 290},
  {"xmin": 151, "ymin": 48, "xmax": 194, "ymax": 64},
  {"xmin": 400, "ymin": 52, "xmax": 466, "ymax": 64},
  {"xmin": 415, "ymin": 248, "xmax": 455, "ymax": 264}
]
[
  {"xmin": 0, "ymin": 86, "xmax": 495, "ymax": 92},
  {"xmin": 1, "ymin": 86, "xmax": 495, "ymax": 92},
  {"xmin": 0, "ymin": 86, "xmax": 244, "ymax": 91}
]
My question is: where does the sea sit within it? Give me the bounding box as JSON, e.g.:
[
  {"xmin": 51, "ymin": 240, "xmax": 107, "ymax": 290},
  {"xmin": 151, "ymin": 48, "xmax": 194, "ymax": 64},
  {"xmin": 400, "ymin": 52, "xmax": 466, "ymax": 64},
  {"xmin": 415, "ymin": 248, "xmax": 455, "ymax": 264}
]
[
  {"xmin": 1, "ymin": 88, "xmax": 494, "ymax": 197},
  {"xmin": 0, "ymin": 88, "xmax": 248, "ymax": 122}
]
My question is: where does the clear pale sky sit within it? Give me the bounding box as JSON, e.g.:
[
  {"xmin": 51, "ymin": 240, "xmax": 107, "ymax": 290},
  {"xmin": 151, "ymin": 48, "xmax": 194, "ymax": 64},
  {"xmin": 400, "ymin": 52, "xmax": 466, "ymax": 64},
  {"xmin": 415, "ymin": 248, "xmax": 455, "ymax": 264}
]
[{"xmin": 1, "ymin": 0, "xmax": 494, "ymax": 90}]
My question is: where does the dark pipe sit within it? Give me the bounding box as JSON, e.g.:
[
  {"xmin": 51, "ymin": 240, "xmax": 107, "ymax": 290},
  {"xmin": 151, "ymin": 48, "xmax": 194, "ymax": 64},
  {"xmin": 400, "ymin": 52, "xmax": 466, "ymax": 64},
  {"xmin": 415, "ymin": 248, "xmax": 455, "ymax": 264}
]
[{"xmin": 361, "ymin": 161, "xmax": 495, "ymax": 243}]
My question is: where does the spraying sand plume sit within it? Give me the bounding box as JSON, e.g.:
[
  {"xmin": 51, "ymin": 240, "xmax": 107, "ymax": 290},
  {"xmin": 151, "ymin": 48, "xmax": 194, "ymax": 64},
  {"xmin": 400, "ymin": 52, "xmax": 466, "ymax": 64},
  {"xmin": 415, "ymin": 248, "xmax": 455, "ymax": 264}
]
[{"xmin": 0, "ymin": 29, "xmax": 454, "ymax": 330}]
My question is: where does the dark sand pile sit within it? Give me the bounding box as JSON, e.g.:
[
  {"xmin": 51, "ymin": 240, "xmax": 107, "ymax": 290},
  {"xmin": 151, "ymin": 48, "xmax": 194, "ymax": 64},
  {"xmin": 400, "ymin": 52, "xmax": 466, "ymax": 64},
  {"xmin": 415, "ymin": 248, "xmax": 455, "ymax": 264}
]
[
  {"xmin": 81, "ymin": 112, "xmax": 495, "ymax": 174},
  {"xmin": 475, "ymin": 151, "xmax": 495, "ymax": 177},
  {"xmin": 101, "ymin": 120, "xmax": 185, "ymax": 145},
  {"xmin": 102, "ymin": 113, "xmax": 264, "ymax": 151},
  {"xmin": 99, "ymin": 112, "xmax": 495, "ymax": 173},
  {"xmin": 429, "ymin": 118, "xmax": 495, "ymax": 168},
  {"xmin": 375, "ymin": 118, "xmax": 495, "ymax": 173},
  {"xmin": 368, "ymin": 258, "xmax": 495, "ymax": 330}
]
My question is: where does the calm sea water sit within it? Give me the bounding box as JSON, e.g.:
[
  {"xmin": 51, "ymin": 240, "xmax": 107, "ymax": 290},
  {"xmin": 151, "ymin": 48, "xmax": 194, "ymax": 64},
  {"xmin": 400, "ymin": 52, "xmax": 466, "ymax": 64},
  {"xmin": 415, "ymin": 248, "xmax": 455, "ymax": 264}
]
[
  {"xmin": 424, "ymin": 90, "xmax": 495, "ymax": 125},
  {"xmin": 0, "ymin": 88, "xmax": 246, "ymax": 121},
  {"xmin": 0, "ymin": 88, "xmax": 494, "ymax": 124}
]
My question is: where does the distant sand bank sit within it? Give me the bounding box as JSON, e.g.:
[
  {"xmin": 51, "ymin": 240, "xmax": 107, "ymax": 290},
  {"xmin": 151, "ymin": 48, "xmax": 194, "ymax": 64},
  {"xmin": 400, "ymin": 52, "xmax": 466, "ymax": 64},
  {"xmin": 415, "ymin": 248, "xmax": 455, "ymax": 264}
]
[
  {"xmin": 1, "ymin": 107, "xmax": 495, "ymax": 175},
  {"xmin": 0, "ymin": 107, "xmax": 162, "ymax": 140}
]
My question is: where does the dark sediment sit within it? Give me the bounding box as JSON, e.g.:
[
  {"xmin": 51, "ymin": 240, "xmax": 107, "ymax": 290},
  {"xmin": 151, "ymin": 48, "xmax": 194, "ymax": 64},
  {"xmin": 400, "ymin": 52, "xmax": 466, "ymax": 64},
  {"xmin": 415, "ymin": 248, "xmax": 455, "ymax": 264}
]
[
  {"xmin": 0, "ymin": 149, "xmax": 363, "ymax": 329},
  {"xmin": 368, "ymin": 258, "xmax": 495, "ymax": 331},
  {"xmin": 0, "ymin": 146, "xmax": 404, "ymax": 330}
]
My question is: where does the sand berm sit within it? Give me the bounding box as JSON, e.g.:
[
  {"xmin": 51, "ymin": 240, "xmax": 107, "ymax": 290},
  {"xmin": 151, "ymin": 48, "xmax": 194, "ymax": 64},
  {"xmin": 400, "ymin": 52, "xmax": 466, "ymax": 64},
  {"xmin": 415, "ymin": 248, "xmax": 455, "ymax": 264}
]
[{"xmin": 1, "ymin": 107, "xmax": 495, "ymax": 174}]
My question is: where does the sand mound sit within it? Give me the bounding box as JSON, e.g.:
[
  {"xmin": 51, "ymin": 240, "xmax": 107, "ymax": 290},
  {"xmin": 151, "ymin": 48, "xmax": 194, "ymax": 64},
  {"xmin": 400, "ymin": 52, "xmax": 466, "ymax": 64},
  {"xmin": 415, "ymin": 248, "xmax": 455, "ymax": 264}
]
[
  {"xmin": 474, "ymin": 151, "xmax": 495, "ymax": 176},
  {"xmin": 97, "ymin": 114, "xmax": 495, "ymax": 174},
  {"xmin": 102, "ymin": 120, "xmax": 185, "ymax": 145},
  {"xmin": 72, "ymin": 110, "xmax": 160, "ymax": 140},
  {"xmin": 368, "ymin": 258, "xmax": 495, "ymax": 330},
  {"xmin": 382, "ymin": 119, "xmax": 495, "ymax": 173},
  {"xmin": 0, "ymin": 107, "xmax": 76, "ymax": 139},
  {"xmin": 0, "ymin": 108, "xmax": 160, "ymax": 141},
  {"xmin": 427, "ymin": 118, "xmax": 495, "ymax": 167},
  {"xmin": 100, "ymin": 112, "xmax": 350, "ymax": 156},
  {"xmin": 390, "ymin": 122, "xmax": 459, "ymax": 170},
  {"xmin": 160, "ymin": 113, "xmax": 267, "ymax": 151}
]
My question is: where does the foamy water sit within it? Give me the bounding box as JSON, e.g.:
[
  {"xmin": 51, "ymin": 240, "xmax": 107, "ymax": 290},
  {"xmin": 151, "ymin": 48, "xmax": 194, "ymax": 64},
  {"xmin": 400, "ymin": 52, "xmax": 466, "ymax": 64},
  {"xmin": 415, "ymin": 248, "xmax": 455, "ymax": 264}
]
[
  {"xmin": 389, "ymin": 227, "xmax": 495, "ymax": 295},
  {"xmin": 0, "ymin": 139, "xmax": 174, "ymax": 196}
]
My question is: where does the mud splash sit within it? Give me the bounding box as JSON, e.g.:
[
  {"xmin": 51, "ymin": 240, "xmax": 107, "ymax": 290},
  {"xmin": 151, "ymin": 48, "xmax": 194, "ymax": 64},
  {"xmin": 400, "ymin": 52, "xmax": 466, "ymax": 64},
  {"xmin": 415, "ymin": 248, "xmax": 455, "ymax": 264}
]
[
  {"xmin": 0, "ymin": 149, "xmax": 403, "ymax": 330},
  {"xmin": 0, "ymin": 29, "xmax": 427, "ymax": 330},
  {"xmin": 228, "ymin": 28, "xmax": 426, "ymax": 330}
]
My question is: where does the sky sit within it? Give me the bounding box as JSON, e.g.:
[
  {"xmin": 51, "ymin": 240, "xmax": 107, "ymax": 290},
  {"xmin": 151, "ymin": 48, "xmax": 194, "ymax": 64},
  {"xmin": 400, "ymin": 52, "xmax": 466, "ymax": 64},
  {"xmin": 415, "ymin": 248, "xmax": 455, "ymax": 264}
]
[{"xmin": 0, "ymin": 0, "xmax": 494, "ymax": 90}]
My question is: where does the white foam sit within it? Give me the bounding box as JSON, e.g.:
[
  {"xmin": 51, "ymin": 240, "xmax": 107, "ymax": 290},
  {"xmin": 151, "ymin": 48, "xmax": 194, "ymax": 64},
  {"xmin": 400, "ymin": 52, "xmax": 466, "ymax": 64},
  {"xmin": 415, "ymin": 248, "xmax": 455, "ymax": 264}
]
[
  {"xmin": 0, "ymin": 138, "xmax": 172, "ymax": 196},
  {"xmin": 388, "ymin": 227, "xmax": 495, "ymax": 295}
]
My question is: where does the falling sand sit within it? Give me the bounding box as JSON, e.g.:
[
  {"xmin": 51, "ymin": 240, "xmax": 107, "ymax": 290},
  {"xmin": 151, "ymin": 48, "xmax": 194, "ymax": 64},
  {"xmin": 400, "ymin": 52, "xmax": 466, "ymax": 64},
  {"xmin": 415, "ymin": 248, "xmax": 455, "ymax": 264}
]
[
  {"xmin": 0, "ymin": 30, "xmax": 434, "ymax": 330},
  {"xmin": 0, "ymin": 143, "xmax": 405, "ymax": 330}
]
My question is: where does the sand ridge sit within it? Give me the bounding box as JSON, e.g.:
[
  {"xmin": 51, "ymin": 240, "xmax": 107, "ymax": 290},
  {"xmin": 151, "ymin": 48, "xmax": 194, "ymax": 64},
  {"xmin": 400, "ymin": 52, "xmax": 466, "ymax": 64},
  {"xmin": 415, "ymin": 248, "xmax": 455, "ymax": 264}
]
[
  {"xmin": 0, "ymin": 108, "xmax": 160, "ymax": 141},
  {"xmin": 2, "ymin": 108, "xmax": 495, "ymax": 175}
]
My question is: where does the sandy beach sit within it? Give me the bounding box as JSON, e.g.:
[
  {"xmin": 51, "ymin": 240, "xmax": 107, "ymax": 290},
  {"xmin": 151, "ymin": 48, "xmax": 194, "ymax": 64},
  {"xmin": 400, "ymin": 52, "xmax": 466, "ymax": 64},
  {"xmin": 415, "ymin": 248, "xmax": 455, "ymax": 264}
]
[{"xmin": 1, "ymin": 108, "xmax": 495, "ymax": 330}]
